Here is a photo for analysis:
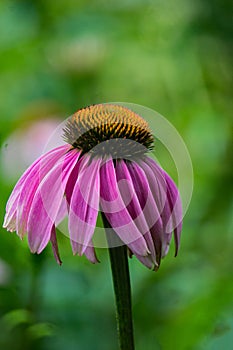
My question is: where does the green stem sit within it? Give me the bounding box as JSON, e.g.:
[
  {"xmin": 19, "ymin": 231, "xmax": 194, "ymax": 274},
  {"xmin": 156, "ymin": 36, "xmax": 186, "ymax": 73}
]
[{"xmin": 102, "ymin": 213, "xmax": 135, "ymax": 350}]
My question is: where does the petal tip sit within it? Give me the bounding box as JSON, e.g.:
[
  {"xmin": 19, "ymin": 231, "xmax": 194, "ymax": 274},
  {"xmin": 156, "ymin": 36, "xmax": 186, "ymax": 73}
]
[
  {"xmin": 90, "ymin": 257, "xmax": 100, "ymax": 264},
  {"xmin": 56, "ymin": 258, "xmax": 63, "ymax": 266}
]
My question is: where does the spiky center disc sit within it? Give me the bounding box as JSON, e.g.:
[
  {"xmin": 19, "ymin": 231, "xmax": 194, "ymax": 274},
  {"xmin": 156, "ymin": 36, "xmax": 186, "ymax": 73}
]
[{"xmin": 63, "ymin": 104, "xmax": 154, "ymax": 158}]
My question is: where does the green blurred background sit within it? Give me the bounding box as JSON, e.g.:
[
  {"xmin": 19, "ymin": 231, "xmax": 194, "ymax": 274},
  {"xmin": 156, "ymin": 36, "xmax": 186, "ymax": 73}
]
[{"xmin": 0, "ymin": 0, "xmax": 232, "ymax": 349}]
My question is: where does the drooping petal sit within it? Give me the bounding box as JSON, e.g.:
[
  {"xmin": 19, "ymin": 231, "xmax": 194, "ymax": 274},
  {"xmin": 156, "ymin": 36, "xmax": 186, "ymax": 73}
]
[
  {"xmin": 163, "ymin": 172, "xmax": 183, "ymax": 256},
  {"xmin": 139, "ymin": 159, "xmax": 171, "ymax": 257},
  {"xmin": 65, "ymin": 159, "xmax": 98, "ymax": 262},
  {"xmin": 28, "ymin": 149, "xmax": 80, "ymax": 254},
  {"xmin": 115, "ymin": 160, "xmax": 157, "ymax": 265},
  {"xmin": 3, "ymin": 145, "xmax": 70, "ymax": 232},
  {"xmin": 127, "ymin": 160, "xmax": 164, "ymax": 265},
  {"xmin": 4, "ymin": 154, "xmax": 44, "ymax": 226},
  {"xmin": 50, "ymin": 225, "xmax": 62, "ymax": 265},
  {"xmin": 55, "ymin": 197, "xmax": 68, "ymax": 225},
  {"xmin": 115, "ymin": 160, "xmax": 151, "ymax": 235},
  {"xmin": 100, "ymin": 158, "xmax": 149, "ymax": 257},
  {"xmin": 144, "ymin": 157, "xmax": 182, "ymax": 256},
  {"xmin": 133, "ymin": 254, "xmax": 157, "ymax": 270},
  {"xmin": 17, "ymin": 145, "xmax": 71, "ymax": 238},
  {"xmin": 162, "ymin": 232, "xmax": 173, "ymax": 257},
  {"xmin": 139, "ymin": 158, "xmax": 167, "ymax": 215},
  {"xmin": 65, "ymin": 156, "xmax": 81, "ymax": 205},
  {"xmin": 83, "ymin": 244, "xmax": 99, "ymax": 264},
  {"xmin": 68, "ymin": 155, "xmax": 101, "ymax": 256}
]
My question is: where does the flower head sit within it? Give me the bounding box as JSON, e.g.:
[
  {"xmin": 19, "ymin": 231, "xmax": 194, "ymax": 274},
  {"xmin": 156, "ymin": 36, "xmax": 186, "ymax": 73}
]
[{"xmin": 3, "ymin": 104, "xmax": 182, "ymax": 270}]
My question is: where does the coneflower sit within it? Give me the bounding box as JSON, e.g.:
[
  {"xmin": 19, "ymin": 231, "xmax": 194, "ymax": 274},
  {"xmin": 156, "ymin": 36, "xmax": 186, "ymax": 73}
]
[{"xmin": 3, "ymin": 104, "xmax": 182, "ymax": 349}]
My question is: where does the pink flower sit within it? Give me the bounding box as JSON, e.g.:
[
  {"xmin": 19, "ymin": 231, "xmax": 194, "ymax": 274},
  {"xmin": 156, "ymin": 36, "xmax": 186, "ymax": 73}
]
[{"xmin": 3, "ymin": 104, "xmax": 182, "ymax": 270}]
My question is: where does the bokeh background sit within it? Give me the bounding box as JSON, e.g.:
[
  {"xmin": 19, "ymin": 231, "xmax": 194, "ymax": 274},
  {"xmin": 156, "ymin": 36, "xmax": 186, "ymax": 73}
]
[{"xmin": 0, "ymin": 0, "xmax": 232, "ymax": 349}]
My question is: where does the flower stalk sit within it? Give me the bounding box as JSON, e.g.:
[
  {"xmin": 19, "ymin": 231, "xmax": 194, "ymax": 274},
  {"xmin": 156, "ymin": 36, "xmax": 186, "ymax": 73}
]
[{"xmin": 102, "ymin": 213, "xmax": 135, "ymax": 350}]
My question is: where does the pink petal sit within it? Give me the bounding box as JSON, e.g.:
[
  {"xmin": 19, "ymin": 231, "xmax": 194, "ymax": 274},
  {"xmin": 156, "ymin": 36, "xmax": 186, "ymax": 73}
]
[
  {"xmin": 127, "ymin": 160, "xmax": 164, "ymax": 264},
  {"xmin": 65, "ymin": 158, "xmax": 98, "ymax": 262},
  {"xmin": 55, "ymin": 197, "xmax": 68, "ymax": 225},
  {"xmin": 28, "ymin": 149, "xmax": 80, "ymax": 253},
  {"xmin": 3, "ymin": 145, "xmax": 69, "ymax": 232},
  {"xmin": 83, "ymin": 244, "xmax": 99, "ymax": 264},
  {"xmin": 163, "ymin": 172, "xmax": 183, "ymax": 256},
  {"xmin": 116, "ymin": 160, "xmax": 156, "ymax": 261},
  {"xmin": 133, "ymin": 254, "xmax": 157, "ymax": 270},
  {"xmin": 100, "ymin": 158, "xmax": 149, "ymax": 256},
  {"xmin": 17, "ymin": 145, "xmax": 70, "ymax": 238},
  {"xmin": 68, "ymin": 155, "xmax": 101, "ymax": 256},
  {"xmin": 50, "ymin": 225, "xmax": 62, "ymax": 265},
  {"xmin": 144, "ymin": 157, "xmax": 182, "ymax": 256},
  {"xmin": 65, "ymin": 155, "xmax": 82, "ymax": 205},
  {"xmin": 139, "ymin": 158, "xmax": 167, "ymax": 215},
  {"xmin": 162, "ymin": 232, "xmax": 173, "ymax": 257},
  {"xmin": 139, "ymin": 159, "xmax": 170, "ymax": 257}
]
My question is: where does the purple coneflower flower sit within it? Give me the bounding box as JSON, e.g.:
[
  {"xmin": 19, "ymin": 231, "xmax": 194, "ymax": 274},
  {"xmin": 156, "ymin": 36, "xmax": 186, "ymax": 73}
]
[{"xmin": 3, "ymin": 104, "xmax": 182, "ymax": 270}]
